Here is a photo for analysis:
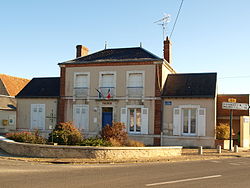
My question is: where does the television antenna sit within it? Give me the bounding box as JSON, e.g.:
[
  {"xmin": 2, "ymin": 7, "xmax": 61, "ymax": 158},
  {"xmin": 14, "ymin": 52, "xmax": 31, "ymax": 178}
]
[{"xmin": 154, "ymin": 14, "xmax": 171, "ymax": 41}]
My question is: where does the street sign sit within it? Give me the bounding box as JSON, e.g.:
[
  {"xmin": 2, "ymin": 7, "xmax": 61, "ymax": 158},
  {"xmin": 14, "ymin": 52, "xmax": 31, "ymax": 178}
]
[{"xmin": 222, "ymin": 102, "xmax": 249, "ymax": 110}]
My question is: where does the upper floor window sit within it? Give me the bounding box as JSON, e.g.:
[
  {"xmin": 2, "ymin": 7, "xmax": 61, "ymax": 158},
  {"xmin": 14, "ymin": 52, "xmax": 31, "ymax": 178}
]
[
  {"xmin": 127, "ymin": 71, "xmax": 144, "ymax": 98},
  {"xmin": 99, "ymin": 72, "xmax": 116, "ymax": 98},
  {"xmin": 74, "ymin": 73, "xmax": 89, "ymax": 97}
]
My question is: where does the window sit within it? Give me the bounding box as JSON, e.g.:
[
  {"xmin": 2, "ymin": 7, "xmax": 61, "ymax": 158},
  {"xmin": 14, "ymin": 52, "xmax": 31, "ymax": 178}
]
[
  {"xmin": 182, "ymin": 108, "xmax": 197, "ymax": 135},
  {"xmin": 127, "ymin": 72, "xmax": 143, "ymax": 97},
  {"xmin": 128, "ymin": 108, "xmax": 141, "ymax": 133},
  {"xmin": 73, "ymin": 104, "xmax": 89, "ymax": 131},
  {"xmin": 74, "ymin": 73, "xmax": 89, "ymax": 97},
  {"xmin": 121, "ymin": 107, "xmax": 148, "ymax": 134},
  {"xmin": 173, "ymin": 106, "xmax": 206, "ymax": 137},
  {"xmin": 31, "ymin": 104, "xmax": 45, "ymax": 129},
  {"xmin": 99, "ymin": 72, "xmax": 116, "ymax": 98}
]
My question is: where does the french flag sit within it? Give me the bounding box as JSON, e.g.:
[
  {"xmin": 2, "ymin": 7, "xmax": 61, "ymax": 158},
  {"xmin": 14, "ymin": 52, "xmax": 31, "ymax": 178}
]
[{"xmin": 106, "ymin": 89, "xmax": 111, "ymax": 99}]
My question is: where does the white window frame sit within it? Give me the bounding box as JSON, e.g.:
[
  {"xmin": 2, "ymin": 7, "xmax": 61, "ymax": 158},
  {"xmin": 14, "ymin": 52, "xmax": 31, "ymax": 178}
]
[
  {"xmin": 181, "ymin": 108, "xmax": 198, "ymax": 136},
  {"xmin": 179, "ymin": 105, "xmax": 200, "ymax": 136},
  {"xmin": 99, "ymin": 71, "xmax": 116, "ymax": 97},
  {"xmin": 126, "ymin": 105, "xmax": 144, "ymax": 134},
  {"xmin": 126, "ymin": 71, "xmax": 145, "ymax": 98},
  {"xmin": 74, "ymin": 72, "xmax": 90, "ymax": 97}
]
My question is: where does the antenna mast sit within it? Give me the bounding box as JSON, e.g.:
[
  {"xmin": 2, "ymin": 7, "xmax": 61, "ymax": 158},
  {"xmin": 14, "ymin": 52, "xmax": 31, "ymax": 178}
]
[{"xmin": 154, "ymin": 14, "xmax": 171, "ymax": 41}]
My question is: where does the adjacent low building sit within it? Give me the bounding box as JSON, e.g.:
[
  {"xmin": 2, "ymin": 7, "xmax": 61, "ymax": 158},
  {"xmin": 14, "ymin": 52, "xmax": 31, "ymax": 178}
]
[
  {"xmin": 16, "ymin": 77, "xmax": 60, "ymax": 136},
  {"xmin": 217, "ymin": 94, "xmax": 250, "ymax": 147},
  {"xmin": 161, "ymin": 73, "xmax": 217, "ymax": 148},
  {"xmin": 0, "ymin": 74, "xmax": 29, "ymax": 133}
]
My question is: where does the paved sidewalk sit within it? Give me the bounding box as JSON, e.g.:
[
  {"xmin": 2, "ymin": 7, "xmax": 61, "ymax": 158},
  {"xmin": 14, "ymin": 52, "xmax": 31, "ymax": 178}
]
[{"xmin": 0, "ymin": 148, "xmax": 249, "ymax": 164}]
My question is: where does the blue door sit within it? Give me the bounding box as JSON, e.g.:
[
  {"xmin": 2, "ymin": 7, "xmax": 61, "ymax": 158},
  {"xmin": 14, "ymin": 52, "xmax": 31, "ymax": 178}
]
[{"xmin": 102, "ymin": 107, "xmax": 113, "ymax": 127}]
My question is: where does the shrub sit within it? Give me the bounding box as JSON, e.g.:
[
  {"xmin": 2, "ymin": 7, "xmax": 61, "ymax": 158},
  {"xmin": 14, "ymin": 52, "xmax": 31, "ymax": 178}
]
[
  {"xmin": 216, "ymin": 123, "xmax": 230, "ymax": 139},
  {"xmin": 80, "ymin": 137, "xmax": 111, "ymax": 147},
  {"xmin": 48, "ymin": 122, "xmax": 83, "ymax": 145},
  {"xmin": 101, "ymin": 122, "xmax": 128, "ymax": 146},
  {"xmin": 6, "ymin": 130, "xmax": 46, "ymax": 144},
  {"xmin": 126, "ymin": 139, "xmax": 145, "ymax": 147},
  {"xmin": 109, "ymin": 138, "xmax": 123, "ymax": 147}
]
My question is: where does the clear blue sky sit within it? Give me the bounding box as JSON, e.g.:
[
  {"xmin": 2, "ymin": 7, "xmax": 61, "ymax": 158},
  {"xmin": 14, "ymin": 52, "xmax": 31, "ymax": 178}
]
[{"xmin": 1, "ymin": 0, "xmax": 250, "ymax": 94}]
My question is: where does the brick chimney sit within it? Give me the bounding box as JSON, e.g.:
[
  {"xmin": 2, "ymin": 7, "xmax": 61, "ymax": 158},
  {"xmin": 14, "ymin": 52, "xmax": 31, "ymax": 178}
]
[
  {"xmin": 76, "ymin": 45, "xmax": 89, "ymax": 58},
  {"xmin": 163, "ymin": 37, "xmax": 172, "ymax": 64}
]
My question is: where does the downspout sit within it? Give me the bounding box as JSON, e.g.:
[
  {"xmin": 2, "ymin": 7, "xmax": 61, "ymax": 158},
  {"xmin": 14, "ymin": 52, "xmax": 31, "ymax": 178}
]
[{"xmin": 161, "ymin": 98, "xmax": 164, "ymax": 146}]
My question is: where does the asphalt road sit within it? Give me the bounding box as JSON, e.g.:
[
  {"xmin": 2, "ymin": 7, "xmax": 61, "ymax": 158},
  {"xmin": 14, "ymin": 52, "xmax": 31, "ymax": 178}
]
[{"xmin": 0, "ymin": 157, "xmax": 250, "ymax": 188}]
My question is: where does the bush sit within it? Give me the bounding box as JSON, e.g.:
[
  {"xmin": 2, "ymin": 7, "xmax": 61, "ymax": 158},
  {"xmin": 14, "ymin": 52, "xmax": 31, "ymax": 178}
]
[
  {"xmin": 126, "ymin": 139, "xmax": 145, "ymax": 147},
  {"xmin": 48, "ymin": 122, "xmax": 83, "ymax": 145},
  {"xmin": 216, "ymin": 123, "xmax": 230, "ymax": 139},
  {"xmin": 101, "ymin": 122, "xmax": 128, "ymax": 146},
  {"xmin": 6, "ymin": 130, "xmax": 46, "ymax": 144},
  {"xmin": 80, "ymin": 137, "xmax": 111, "ymax": 147}
]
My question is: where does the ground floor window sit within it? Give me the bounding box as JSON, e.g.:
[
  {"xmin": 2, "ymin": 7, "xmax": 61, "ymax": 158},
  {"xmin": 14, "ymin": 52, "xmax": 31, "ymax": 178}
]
[
  {"xmin": 31, "ymin": 104, "xmax": 45, "ymax": 129},
  {"xmin": 173, "ymin": 105, "xmax": 206, "ymax": 137},
  {"xmin": 128, "ymin": 108, "xmax": 141, "ymax": 133},
  {"xmin": 182, "ymin": 108, "xmax": 197, "ymax": 135}
]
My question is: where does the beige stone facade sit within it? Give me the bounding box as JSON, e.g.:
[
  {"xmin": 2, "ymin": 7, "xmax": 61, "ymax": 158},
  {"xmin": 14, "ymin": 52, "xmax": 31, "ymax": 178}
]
[
  {"xmin": 60, "ymin": 63, "xmax": 174, "ymax": 145},
  {"xmin": 162, "ymin": 98, "xmax": 217, "ymax": 148},
  {"xmin": 17, "ymin": 98, "xmax": 58, "ymax": 133},
  {"xmin": 0, "ymin": 110, "xmax": 16, "ymax": 133}
]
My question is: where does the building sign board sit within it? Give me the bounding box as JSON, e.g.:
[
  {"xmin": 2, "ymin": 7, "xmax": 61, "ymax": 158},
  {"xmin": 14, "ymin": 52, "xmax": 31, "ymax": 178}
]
[
  {"xmin": 164, "ymin": 101, "xmax": 172, "ymax": 105},
  {"xmin": 222, "ymin": 102, "xmax": 249, "ymax": 110}
]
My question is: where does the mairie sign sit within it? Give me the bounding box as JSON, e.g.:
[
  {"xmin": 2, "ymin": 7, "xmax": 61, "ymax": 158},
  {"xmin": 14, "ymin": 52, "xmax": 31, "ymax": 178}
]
[{"xmin": 222, "ymin": 102, "xmax": 249, "ymax": 110}]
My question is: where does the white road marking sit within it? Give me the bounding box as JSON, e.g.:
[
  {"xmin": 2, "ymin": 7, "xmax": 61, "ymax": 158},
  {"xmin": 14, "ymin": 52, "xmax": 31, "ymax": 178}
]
[
  {"xmin": 145, "ymin": 175, "xmax": 222, "ymax": 187},
  {"xmin": 229, "ymin": 163, "xmax": 241, "ymax": 166},
  {"xmin": 210, "ymin": 161, "xmax": 221, "ymax": 163}
]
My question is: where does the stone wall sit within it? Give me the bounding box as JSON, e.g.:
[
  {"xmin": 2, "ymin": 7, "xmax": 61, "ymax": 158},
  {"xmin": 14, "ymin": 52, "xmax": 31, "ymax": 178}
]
[{"xmin": 0, "ymin": 136, "xmax": 182, "ymax": 159}]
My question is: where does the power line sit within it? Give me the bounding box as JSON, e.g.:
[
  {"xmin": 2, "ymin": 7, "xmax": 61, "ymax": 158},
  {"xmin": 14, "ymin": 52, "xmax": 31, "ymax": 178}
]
[
  {"xmin": 170, "ymin": 0, "xmax": 184, "ymax": 38},
  {"xmin": 219, "ymin": 75, "xmax": 250, "ymax": 79}
]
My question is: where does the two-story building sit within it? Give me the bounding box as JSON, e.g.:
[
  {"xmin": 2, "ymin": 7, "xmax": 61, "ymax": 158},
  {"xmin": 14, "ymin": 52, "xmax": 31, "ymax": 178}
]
[
  {"xmin": 16, "ymin": 37, "xmax": 218, "ymax": 147},
  {"xmin": 58, "ymin": 38, "xmax": 175, "ymax": 145}
]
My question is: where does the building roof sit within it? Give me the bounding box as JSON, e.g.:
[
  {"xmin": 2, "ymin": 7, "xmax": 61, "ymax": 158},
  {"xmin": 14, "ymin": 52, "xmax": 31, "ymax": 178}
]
[
  {"xmin": 16, "ymin": 77, "xmax": 60, "ymax": 98},
  {"xmin": 0, "ymin": 74, "xmax": 30, "ymax": 96},
  {"xmin": 0, "ymin": 96, "xmax": 16, "ymax": 111},
  {"xmin": 59, "ymin": 47, "xmax": 162, "ymax": 65},
  {"xmin": 162, "ymin": 73, "xmax": 217, "ymax": 98}
]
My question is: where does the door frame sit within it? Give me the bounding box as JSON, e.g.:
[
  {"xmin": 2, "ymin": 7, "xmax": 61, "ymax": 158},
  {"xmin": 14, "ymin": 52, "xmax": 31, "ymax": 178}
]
[{"xmin": 101, "ymin": 106, "xmax": 114, "ymax": 127}]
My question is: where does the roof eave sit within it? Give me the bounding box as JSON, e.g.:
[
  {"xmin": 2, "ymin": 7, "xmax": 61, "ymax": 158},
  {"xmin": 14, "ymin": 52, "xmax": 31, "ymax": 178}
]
[
  {"xmin": 58, "ymin": 58, "xmax": 163, "ymax": 65},
  {"xmin": 16, "ymin": 96, "xmax": 59, "ymax": 98},
  {"xmin": 161, "ymin": 95, "xmax": 216, "ymax": 98}
]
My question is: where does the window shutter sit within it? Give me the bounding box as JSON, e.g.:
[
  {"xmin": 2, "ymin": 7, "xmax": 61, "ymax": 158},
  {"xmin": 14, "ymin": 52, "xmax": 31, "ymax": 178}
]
[
  {"xmin": 198, "ymin": 108, "xmax": 206, "ymax": 136},
  {"xmin": 102, "ymin": 74, "xmax": 114, "ymax": 87},
  {"xmin": 128, "ymin": 73, "xmax": 142, "ymax": 87},
  {"xmin": 30, "ymin": 104, "xmax": 37, "ymax": 129},
  {"xmin": 39, "ymin": 104, "xmax": 45, "ymax": 129},
  {"xmin": 120, "ymin": 108, "xmax": 127, "ymax": 129},
  {"xmin": 82, "ymin": 105, "xmax": 89, "ymax": 132},
  {"xmin": 173, "ymin": 108, "xmax": 181, "ymax": 136},
  {"xmin": 75, "ymin": 74, "xmax": 88, "ymax": 88},
  {"xmin": 141, "ymin": 108, "xmax": 148, "ymax": 134},
  {"xmin": 73, "ymin": 105, "xmax": 80, "ymax": 129},
  {"xmin": 31, "ymin": 104, "xmax": 45, "ymax": 129}
]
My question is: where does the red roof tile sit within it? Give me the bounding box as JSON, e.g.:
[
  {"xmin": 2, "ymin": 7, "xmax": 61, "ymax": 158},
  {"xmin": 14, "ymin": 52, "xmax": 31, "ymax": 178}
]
[{"xmin": 0, "ymin": 74, "xmax": 30, "ymax": 96}]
